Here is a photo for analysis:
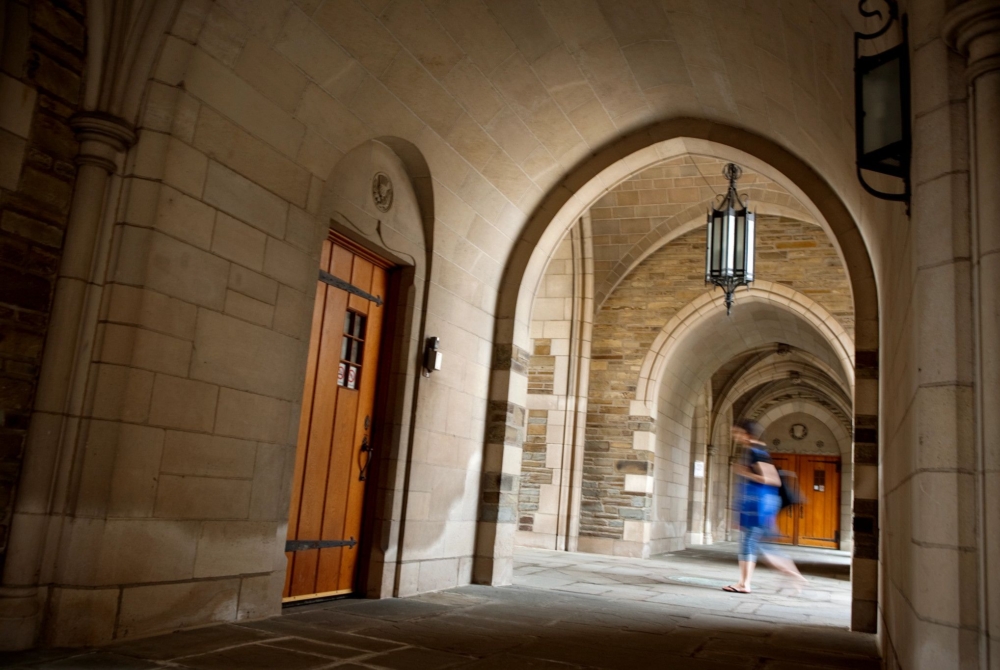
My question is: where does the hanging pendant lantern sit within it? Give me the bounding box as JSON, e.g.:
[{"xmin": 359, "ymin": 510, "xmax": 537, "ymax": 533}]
[{"xmin": 705, "ymin": 163, "xmax": 755, "ymax": 316}]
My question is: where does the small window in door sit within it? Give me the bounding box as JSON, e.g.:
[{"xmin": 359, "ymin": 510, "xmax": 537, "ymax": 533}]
[
  {"xmin": 813, "ymin": 469, "xmax": 826, "ymax": 492},
  {"xmin": 337, "ymin": 311, "xmax": 367, "ymax": 390}
]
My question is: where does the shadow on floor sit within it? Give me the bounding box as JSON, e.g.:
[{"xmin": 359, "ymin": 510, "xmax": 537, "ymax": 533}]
[
  {"xmin": 666, "ymin": 543, "xmax": 852, "ymax": 580},
  {"xmin": 0, "ymin": 584, "xmax": 879, "ymax": 670}
]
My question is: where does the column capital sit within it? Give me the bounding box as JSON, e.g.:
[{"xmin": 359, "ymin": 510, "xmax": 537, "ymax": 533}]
[
  {"xmin": 944, "ymin": 0, "xmax": 1000, "ymax": 82},
  {"xmin": 69, "ymin": 112, "xmax": 135, "ymax": 172}
]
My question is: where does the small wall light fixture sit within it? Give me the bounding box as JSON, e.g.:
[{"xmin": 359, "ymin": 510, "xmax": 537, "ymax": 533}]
[
  {"xmin": 423, "ymin": 337, "xmax": 442, "ymax": 377},
  {"xmin": 705, "ymin": 163, "xmax": 755, "ymax": 316},
  {"xmin": 854, "ymin": 0, "xmax": 911, "ymax": 211}
]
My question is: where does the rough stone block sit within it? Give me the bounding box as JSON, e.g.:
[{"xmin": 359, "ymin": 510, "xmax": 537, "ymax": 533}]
[
  {"xmin": 184, "ymin": 48, "xmax": 305, "ymax": 159},
  {"xmin": 193, "ymin": 520, "xmax": 276, "ymax": 578},
  {"xmin": 190, "ymin": 309, "xmax": 303, "ymax": 401},
  {"xmin": 154, "ymin": 185, "xmax": 215, "ymax": 250},
  {"xmin": 161, "ymin": 430, "xmax": 257, "ymax": 479},
  {"xmin": 163, "ymin": 138, "xmax": 208, "ymax": 198},
  {"xmin": 91, "ymin": 364, "xmax": 154, "ymax": 423},
  {"xmin": 0, "ymin": 128, "xmax": 27, "ymax": 190},
  {"xmin": 0, "ymin": 73, "xmax": 37, "ymax": 138},
  {"xmin": 148, "ymin": 374, "xmax": 219, "ymax": 432},
  {"xmin": 234, "ymin": 37, "xmax": 308, "ymax": 115},
  {"xmin": 154, "ymin": 475, "xmax": 252, "ymax": 520},
  {"xmin": 100, "ymin": 519, "xmax": 200, "ymax": 583},
  {"xmin": 106, "ymin": 284, "xmax": 199, "ymax": 342},
  {"xmin": 224, "ymin": 290, "xmax": 274, "ymax": 327},
  {"xmin": 237, "ymin": 572, "xmax": 283, "ymax": 621},
  {"xmin": 212, "ymin": 213, "xmax": 266, "ymax": 271},
  {"xmin": 263, "ymin": 236, "xmax": 315, "ymax": 294},
  {"xmin": 215, "ymin": 387, "xmax": 291, "ymax": 444},
  {"xmin": 194, "ymin": 106, "xmax": 310, "ymax": 207},
  {"xmin": 203, "ymin": 161, "xmax": 288, "ymax": 239},
  {"xmin": 45, "ymin": 587, "xmax": 118, "ymax": 647},
  {"xmin": 145, "ymin": 231, "xmax": 230, "ymax": 310},
  {"xmin": 229, "ymin": 264, "xmax": 279, "ymax": 305},
  {"xmin": 107, "ymin": 423, "xmax": 166, "ymax": 518},
  {"xmin": 117, "ymin": 578, "xmax": 240, "ymax": 640}
]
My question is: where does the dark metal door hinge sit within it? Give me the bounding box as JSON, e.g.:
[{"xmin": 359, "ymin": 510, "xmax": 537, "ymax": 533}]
[
  {"xmin": 285, "ymin": 537, "xmax": 357, "ymax": 552},
  {"xmin": 319, "ymin": 270, "xmax": 383, "ymax": 306}
]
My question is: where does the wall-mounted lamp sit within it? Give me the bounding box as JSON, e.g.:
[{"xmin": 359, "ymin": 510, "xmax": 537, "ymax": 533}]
[
  {"xmin": 423, "ymin": 337, "xmax": 442, "ymax": 377},
  {"xmin": 854, "ymin": 0, "xmax": 911, "ymax": 211}
]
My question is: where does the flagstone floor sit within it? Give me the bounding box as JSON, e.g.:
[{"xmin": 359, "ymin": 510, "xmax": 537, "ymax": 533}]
[{"xmin": 1, "ymin": 544, "xmax": 878, "ymax": 669}]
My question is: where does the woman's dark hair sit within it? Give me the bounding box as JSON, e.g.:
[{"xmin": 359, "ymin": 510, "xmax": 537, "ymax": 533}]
[{"xmin": 736, "ymin": 419, "xmax": 764, "ymax": 439}]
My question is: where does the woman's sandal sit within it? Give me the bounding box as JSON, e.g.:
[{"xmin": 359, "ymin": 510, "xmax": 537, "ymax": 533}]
[{"xmin": 722, "ymin": 584, "xmax": 751, "ymax": 593}]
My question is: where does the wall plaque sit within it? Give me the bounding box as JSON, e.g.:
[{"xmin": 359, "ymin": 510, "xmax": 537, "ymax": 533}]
[{"xmin": 372, "ymin": 172, "xmax": 393, "ymax": 212}]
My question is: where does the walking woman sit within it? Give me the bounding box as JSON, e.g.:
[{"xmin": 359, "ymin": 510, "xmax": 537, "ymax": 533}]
[{"xmin": 723, "ymin": 419, "xmax": 806, "ymax": 594}]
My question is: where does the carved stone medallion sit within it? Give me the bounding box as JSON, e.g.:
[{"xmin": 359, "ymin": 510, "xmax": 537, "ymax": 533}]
[
  {"xmin": 789, "ymin": 423, "xmax": 808, "ymax": 440},
  {"xmin": 372, "ymin": 172, "xmax": 393, "ymax": 212}
]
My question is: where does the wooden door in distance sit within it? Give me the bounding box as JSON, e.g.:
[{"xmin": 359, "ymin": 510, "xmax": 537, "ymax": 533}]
[
  {"xmin": 795, "ymin": 455, "xmax": 841, "ymax": 549},
  {"xmin": 770, "ymin": 453, "xmax": 797, "ymax": 545},
  {"xmin": 283, "ymin": 234, "xmax": 390, "ymax": 601}
]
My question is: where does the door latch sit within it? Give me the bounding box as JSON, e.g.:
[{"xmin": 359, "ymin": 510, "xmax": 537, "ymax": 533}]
[{"xmin": 359, "ymin": 434, "xmax": 373, "ymax": 481}]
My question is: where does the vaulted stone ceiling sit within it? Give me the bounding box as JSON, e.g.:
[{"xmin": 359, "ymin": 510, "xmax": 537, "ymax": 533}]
[{"xmin": 588, "ymin": 154, "xmax": 815, "ymax": 305}]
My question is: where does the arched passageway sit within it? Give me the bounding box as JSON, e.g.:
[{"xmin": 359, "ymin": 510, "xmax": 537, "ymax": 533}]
[
  {"xmin": 484, "ymin": 129, "xmax": 878, "ymax": 633},
  {"xmin": 4, "ymin": 2, "xmax": 993, "ymax": 667}
]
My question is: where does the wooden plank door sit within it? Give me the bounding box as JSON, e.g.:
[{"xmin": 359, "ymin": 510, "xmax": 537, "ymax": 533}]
[
  {"xmin": 284, "ymin": 234, "xmax": 390, "ymax": 602},
  {"xmin": 795, "ymin": 455, "xmax": 841, "ymax": 549},
  {"xmin": 770, "ymin": 453, "xmax": 797, "ymax": 545}
]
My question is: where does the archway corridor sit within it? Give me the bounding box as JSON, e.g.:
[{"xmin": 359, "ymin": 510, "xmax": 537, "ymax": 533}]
[
  {"xmin": 1, "ymin": 1, "xmax": 995, "ymax": 668},
  {"xmin": 512, "ymin": 147, "xmax": 863, "ymax": 618}
]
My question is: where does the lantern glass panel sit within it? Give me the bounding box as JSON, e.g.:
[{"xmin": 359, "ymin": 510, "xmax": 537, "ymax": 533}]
[
  {"xmin": 745, "ymin": 213, "xmax": 756, "ymax": 281},
  {"xmin": 710, "ymin": 212, "xmax": 724, "ymax": 277},
  {"xmin": 725, "ymin": 212, "xmax": 736, "ymax": 276},
  {"xmin": 734, "ymin": 210, "xmax": 747, "ymax": 276},
  {"xmin": 705, "ymin": 217, "xmax": 713, "ymax": 280},
  {"xmin": 862, "ymin": 56, "xmax": 903, "ymax": 155}
]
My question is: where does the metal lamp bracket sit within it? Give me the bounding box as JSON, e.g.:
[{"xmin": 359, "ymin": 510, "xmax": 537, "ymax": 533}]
[{"xmin": 854, "ymin": 0, "xmax": 912, "ymax": 213}]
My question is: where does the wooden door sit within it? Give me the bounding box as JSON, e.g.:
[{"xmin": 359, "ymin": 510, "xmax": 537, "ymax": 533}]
[
  {"xmin": 283, "ymin": 234, "xmax": 390, "ymax": 602},
  {"xmin": 770, "ymin": 453, "xmax": 797, "ymax": 545},
  {"xmin": 768, "ymin": 453, "xmax": 841, "ymax": 548},
  {"xmin": 795, "ymin": 455, "xmax": 841, "ymax": 549}
]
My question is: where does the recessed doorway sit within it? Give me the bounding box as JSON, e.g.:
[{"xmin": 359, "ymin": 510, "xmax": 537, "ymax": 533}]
[{"xmin": 283, "ymin": 232, "xmax": 393, "ymax": 602}]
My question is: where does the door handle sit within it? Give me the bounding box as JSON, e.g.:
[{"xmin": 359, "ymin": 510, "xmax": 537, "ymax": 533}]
[{"xmin": 359, "ymin": 434, "xmax": 372, "ymax": 481}]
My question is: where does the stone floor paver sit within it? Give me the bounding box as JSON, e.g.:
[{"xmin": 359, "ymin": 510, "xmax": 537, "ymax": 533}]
[{"xmin": 0, "ymin": 544, "xmax": 879, "ymax": 669}]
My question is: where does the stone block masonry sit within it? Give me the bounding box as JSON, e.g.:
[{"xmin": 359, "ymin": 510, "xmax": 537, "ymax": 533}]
[
  {"xmin": 582, "ymin": 215, "xmax": 852, "ymax": 541},
  {"xmin": 0, "ymin": 0, "xmax": 85, "ymax": 579}
]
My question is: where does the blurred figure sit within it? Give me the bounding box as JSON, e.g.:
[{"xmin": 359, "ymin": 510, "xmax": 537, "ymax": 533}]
[{"xmin": 722, "ymin": 419, "xmax": 806, "ymax": 594}]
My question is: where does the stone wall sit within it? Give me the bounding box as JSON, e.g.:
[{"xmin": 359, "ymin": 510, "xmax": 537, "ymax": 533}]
[
  {"xmin": 583, "ymin": 216, "xmax": 853, "ymax": 545},
  {"xmin": 519, "ymin": 223, "xmax": 592, "ymax": 550},
  {"xmin": 0, "ymin": 0, "xmax": 84, "ymax": 577}
]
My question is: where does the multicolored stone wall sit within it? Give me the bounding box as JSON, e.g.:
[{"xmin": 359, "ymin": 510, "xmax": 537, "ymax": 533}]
[
  {"xmin": 582, "ymin": 216, "xmax": 853, "ymax": 542},
  {"xmin": 0, "ymin": 0, "xmax": 85, "ymax": 578}
]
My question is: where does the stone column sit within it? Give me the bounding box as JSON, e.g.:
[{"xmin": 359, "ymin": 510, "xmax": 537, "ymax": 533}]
[
  {"xmin": 0, "ymin": 113, "xmax": 134, "ymax": 650},
  {"xmin": 703, "ymin": 444, "xmax": 717, "ymax": 544},
  {"xmin": 945, "ymin": 2, "xmax": 1000, "ymax": 663}
]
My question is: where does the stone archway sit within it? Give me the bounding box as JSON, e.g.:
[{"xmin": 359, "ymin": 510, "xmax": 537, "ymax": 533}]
[{"xmin": 481, "ymin": 122, "xmax": 880, "ymax": 633}]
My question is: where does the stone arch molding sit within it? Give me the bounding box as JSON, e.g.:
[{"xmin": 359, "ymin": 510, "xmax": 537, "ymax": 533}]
[
  {"xmin": 485, "ymin": 122, "xmax": 880, "ymax": 632},
  {"xmin": 709, "ymin": 352, "xmax": 853, "ymax": 444},
  {"xmin": 500, "ymin": 130, "xmax": 878, "ymax": 356},
  {"xmin": 754, "ymin": 402, "xmax": 853, "ymax": 453},
  {"xmin": 632, "ymin": 282, "xmax": 855, "ymax": 417}
]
